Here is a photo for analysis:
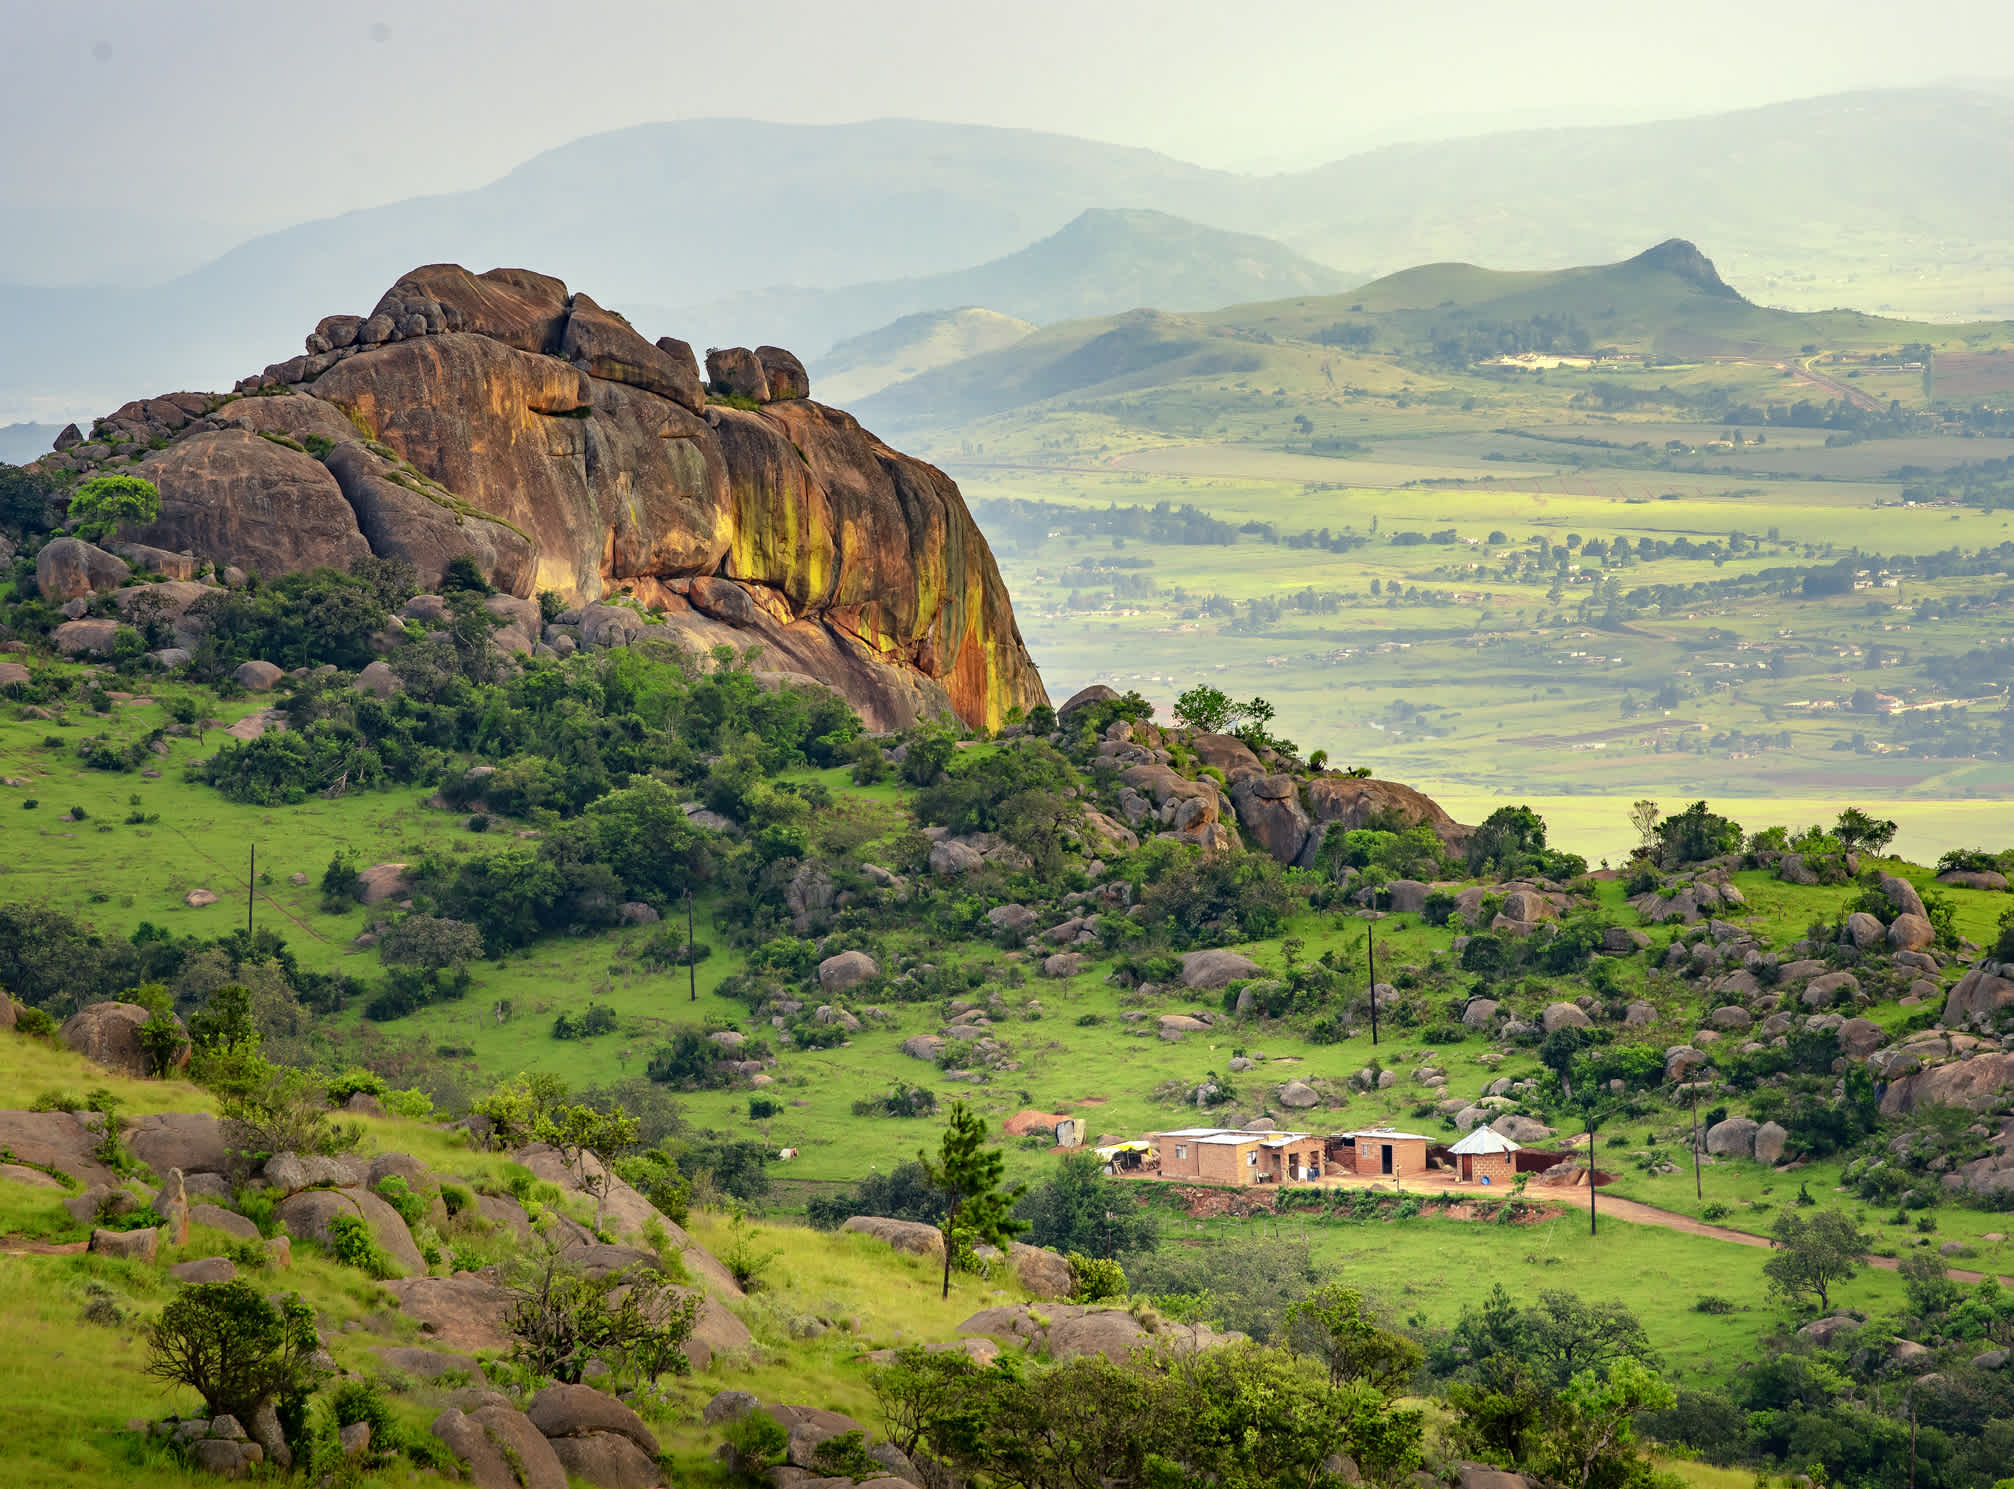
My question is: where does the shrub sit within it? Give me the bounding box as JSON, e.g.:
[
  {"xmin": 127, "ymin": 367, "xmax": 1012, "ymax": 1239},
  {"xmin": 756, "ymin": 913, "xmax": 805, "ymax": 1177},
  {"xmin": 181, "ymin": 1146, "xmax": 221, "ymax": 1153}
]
[
  {"xmin": 67, "ymin": 473, "xmax": 160, "ymax": 540},
  {"xmin": 374, "ymin": 1175, "xmax": 427, "ymax": 1228},
  {"xmin": 221, "ymin": 1067, "xmax": 363, "ymax": 1159},
  {"xmin": 328, "ymin": 1379, "xmax": 398, "ymax": 1465},
  {"xmin": 722, "ymin": 1410, "xmax": 789, "ymax": 1472},
  {"xmin": 324, "ymin": 1068, "xmax": 388, "ymax": 1105},
  {"xmin": 143, "ymin": 1280, "xmax": 320, "ymax": 1422},
  {"xmin": 327, "ymin": 1214, "xmax": 396, "ymax": 1278},
  {"xmin": 1067, "ymin": 1251, "xmax": 1128, "ymax": 1303},
  {"xmin": 505, "ymin": 1250, "xmax": 699, "ymax": 1385},
  {"xmin": 851, "ymin": 1084, "xmax": 939, "ymax": 1119}
]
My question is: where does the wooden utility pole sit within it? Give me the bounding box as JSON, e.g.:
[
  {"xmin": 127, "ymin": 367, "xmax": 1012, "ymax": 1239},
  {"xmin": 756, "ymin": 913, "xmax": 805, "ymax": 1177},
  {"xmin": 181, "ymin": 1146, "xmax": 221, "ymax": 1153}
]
[
  {"xmin": 247, "ymin": 845, "xmax": 255, "ymax": 936},
  {"xmin": 1365, "ymin": 928, "xmax": 1379, "ymax": 1046},
  {"xmin": 686, "ymin": 888, "xmax": 697, "ymax": 1003},
  {"xmin": 1691, "ymin": 1083, "xmax": 1703, "ymax": 1200},
  {"xmin": 1586, "ymin": 1106, "xmax": 1600, "ymax": 1237}
]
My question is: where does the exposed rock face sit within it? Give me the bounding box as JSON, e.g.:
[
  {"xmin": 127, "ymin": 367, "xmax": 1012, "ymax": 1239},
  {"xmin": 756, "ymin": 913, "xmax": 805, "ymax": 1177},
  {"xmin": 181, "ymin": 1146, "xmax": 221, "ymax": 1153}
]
[
  {"xmin": 1880, "ymin": 1052, "xmax": 2014, "ymax": 1118},
  {"xmin": 37, "ymin": 263, "xmax": 1045, "ymax": 732},
  {"xmin": 36, "ymin": 537, "xmax": 130, "ymax": 603},
  {"xmin": 1301, "ymin": 775, "xmax": 1470, "ymax": 851},
  {"xmin": 61, "ymin": 1000, "xmax": 187, "ymax": 1078},
  {"xmin": 1942, "ymin": 961, "xmax": 2014, "ymax": 1028}
]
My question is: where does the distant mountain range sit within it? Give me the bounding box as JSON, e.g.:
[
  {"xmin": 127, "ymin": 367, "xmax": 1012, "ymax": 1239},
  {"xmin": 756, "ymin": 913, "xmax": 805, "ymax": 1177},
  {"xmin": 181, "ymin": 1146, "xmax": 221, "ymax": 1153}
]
[
  {"xmin": 858, "ymin": 239, "xmax": 1970, "ymax": 431},
  {"xmin": 4, "ymin": 87, "xmax": 2014, "ymax": 426},
  {"xmin": 648, "ymin": 209, "xmax": 1351, "ymax": 366},
  {"xmin": 814, "ymin": 309, "xmax": 1037, "ymax": 405}
]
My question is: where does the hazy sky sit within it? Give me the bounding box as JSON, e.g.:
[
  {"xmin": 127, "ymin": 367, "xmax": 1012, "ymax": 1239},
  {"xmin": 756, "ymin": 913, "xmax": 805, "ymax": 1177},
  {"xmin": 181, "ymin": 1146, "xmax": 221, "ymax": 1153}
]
[{"xmin": 6, "ymin": 0, "xmax": 2012, "ymax": 226}]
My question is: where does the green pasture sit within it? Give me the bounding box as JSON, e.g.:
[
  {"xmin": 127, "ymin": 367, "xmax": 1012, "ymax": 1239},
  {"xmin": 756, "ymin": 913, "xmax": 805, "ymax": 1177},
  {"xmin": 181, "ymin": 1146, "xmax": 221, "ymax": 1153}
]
[{"xmin": 1156, "ymin": 1202, "xmax": 1909, "ymax": 1389}]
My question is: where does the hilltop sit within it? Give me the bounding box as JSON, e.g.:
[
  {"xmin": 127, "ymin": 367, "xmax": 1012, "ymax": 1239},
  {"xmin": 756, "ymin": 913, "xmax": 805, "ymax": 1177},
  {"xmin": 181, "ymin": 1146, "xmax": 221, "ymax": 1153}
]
[
  {"xmin": 13, "ymin": 87, "xmax": 2014, "ymax": 419},
  {"xmin": 663, "ymin": 208, "xmax": 1353, "ymax": 360},
  {"xmin": 18, "ymin": 261, "xmax": 1047, "ymax": 732},
  {"xmin": 863, "ymin": 238, "xmax": 1992, "ymax": 428}
]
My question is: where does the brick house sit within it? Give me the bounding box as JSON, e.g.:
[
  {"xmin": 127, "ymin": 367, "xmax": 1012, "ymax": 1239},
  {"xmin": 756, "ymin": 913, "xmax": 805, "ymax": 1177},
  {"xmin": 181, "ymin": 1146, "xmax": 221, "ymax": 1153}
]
[
  {"xmin": 1447, "ymin": 1126, "xmax": 1520, "ymax": 1185},
  {"xmin": 1338, "ymin": 1127, "xmax": 1433, "ymax": 1179},
  {"xmin": 1152, "ymin": 1128, "xmax": 1324, "ymax": 1185}
]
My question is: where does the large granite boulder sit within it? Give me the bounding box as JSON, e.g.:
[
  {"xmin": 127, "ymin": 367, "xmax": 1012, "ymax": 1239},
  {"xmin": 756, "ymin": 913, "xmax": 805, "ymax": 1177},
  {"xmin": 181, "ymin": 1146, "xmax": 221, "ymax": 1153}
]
[
  {"xmin": 276, "ymin": 1187, "xmax": 426, "ymax": 1277},
  {"xmin": 1942, "ymin": 962, "xmax": 2014, "ymax": 1028},
  {"xmin": 1230, "ymin": 774, "xmax": 1311, "ymax": 864},
  {"xmin": 1880, "ymin": 1052, "xmax": 2014, "ymax": 1117},
  {"xmin": 839, "ymin": 1216, "xmax": 944, "ymax": 1260},
  {"xmin": 35, "ymin": 537, "xmax": 129, "ymax": 603},
  {"xmin": 432, "ymin": 1405, "xmax": 568, "ymax": 1489},
  {"xmin": 1302, "ymin": 775, "xmax": 1470, "ymax": 850},
  {"xmin": 40, "ymin": 263, "xmax": 1048, "ymax": 733},
  {"xmin": 1180, "ymin": 948, "xmax": 1265, "ymax": 989},
  {"xmin": 60, "ymin": 1000, "xmax": 187, "ymax": 1078},
  {"xmin": 130, "ymin": 429, "xmax": 372, "ymax": 577}
]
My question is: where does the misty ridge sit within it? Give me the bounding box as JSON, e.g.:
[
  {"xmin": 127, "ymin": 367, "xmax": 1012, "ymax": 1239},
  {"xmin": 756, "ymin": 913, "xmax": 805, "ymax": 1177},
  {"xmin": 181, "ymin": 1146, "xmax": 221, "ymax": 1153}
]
[{"xmin": 6, "ymin": 86, "xmax": 2014, "ymax": 422}]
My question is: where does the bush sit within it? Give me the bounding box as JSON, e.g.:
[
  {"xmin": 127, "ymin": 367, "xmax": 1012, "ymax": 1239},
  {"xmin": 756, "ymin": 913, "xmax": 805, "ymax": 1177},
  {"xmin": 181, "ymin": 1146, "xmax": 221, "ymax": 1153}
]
[
  {"xmin": 221, "ymin": 1067, "xmax": 363, "ymax": 1159},
  {"xmin": 1067, "ymin": 1251, "xmax": 1128, "ymax": 1303},
  {"xmin": 505, "ymin": 1250, "xmax": 700, "ymax": 1385},
  {"xmin": 144, "ymin": 1280, "xmax": 320, "ymax": 1422},
  {"xmin": 722, "ymin": 1410, "xmax": 789, "ymax": 1472},
  {"xmin": 327, "ymin": 1213, "xmax": 397, "ymax": 1278},
  {"xmin": 851, "ymin": 1084, "xmax": 939, "ymax": 1118}
]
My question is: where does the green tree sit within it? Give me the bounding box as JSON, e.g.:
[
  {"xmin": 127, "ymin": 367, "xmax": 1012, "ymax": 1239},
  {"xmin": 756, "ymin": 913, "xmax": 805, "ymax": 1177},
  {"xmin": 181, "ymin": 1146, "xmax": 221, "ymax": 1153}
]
[
  {"xmin": 534, "ymin": 1102, "xmax": 640, "ymax": 1232},
  {"xmin": 1172, "ymin": 684, "xmax": 1235, "ymax": 733},
  {"xmin": 1285, "ymin": 1284, "xmax": 1424, "ymax": 1394},
  {"xmin": 1653, "ymin": 801, "xmax": 1744, "ymax": 868},
  {"xmin": 1013, "ymin": 1149, "xmax": 1158, "ymax": 1257},
  {"xmin": 0, "ymin": 462, "xmax": 54, "ymax": 534},
  {"xmin": 1448, "ymin": 1352, "xmax": 1551, "ymax": 1468},
  {"xmin": 1535, "ymin": 1358, "xmax": 1675, "ymax": 1489},
  {"xmin": 1832, "ymin": 805, "xmax": 1898, "ymax": 856},
  {"xmin": 1763, "ymin": 1209, "xmax": 1869, "ymax": 1313},
  {"xmin": 1520, "ymin": 1289, "xmax": 1656, "ymax": 1388},
  {"xmin": 144, "ymin": 1281, "xmax": 321, "ymax": 1423},
  {"xmin": 376, "ymin": 915, "xmax": 484, "ymax": 973},
  {"xmin": 918, "ymin": 1101, "xmax": 1028, "ymax": 1299},
  {"xmin": 131, "ymin": 983, "xmax": 188, "ymax": 1077},
  {"xmin": 65, "ymin": 473, "xmax": 160, "ymax": 540}
]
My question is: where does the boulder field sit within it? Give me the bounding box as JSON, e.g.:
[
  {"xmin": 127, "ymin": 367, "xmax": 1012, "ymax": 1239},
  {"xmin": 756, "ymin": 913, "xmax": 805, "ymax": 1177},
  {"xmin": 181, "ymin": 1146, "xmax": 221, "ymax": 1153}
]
[{"xmin": 30, "ymin": 263, "xmax": 1047, "ymax": 732}]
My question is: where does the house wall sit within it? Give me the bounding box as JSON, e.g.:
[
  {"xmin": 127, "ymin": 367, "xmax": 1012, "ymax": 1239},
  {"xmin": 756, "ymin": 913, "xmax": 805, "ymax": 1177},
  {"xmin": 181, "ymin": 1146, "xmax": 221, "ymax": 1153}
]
[
  {"xmin": 1466, "ymin": 1151, "xmax": 1516, "ymax": 1186},
  {"xmin": 1352, "ymin": 1138, "xmax": 1429, "ymax": 1178},
  {"xmin": 1277, "ymin": 1141, "xmax": 1324, "ymax": 1180},
  {"xmin": 1157, "ymin": 1139, "xmax": 1202, "ymax": 1178},
  {"xmin": 1197, "ymin": 1142, "xmax": 1255, "ymax": 1185}
]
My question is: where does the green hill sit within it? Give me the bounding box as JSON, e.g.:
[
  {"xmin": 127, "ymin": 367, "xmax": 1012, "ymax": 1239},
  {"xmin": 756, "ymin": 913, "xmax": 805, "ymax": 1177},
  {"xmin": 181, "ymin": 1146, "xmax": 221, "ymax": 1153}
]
[
  {"xmin": 862, "ymin": 239, "xmax": 2010, "ymax": 429},
  {"xmin": 658, "ymin": 208, "xmax": 1354, "ymax": 360},
  {"xmin": 813, "ymin": 307, "xmax": 1036, "ymax": 403}
]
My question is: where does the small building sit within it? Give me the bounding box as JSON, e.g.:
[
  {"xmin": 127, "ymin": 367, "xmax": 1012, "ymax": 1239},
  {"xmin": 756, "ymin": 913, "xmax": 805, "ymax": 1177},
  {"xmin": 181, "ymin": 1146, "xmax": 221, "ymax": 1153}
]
[
  {"xmin": 1152, "ymin": 1128, "xmax": 1324, "ymax": 1186},
  {"xmin": 1447, "ymin": 1126, "xmax": 1520, "ymax": 1185},
  {"xmin": 1337, "ymin": 1127, "xmax": 1433, "ymax": 1179}
]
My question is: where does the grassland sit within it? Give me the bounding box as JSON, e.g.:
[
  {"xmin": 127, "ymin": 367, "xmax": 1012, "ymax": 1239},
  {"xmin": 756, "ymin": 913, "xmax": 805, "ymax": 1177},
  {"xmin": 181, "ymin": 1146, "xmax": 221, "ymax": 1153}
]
[{"xmin": 845, "ymin": 251, "xmax": 2014, "ymax": 848}]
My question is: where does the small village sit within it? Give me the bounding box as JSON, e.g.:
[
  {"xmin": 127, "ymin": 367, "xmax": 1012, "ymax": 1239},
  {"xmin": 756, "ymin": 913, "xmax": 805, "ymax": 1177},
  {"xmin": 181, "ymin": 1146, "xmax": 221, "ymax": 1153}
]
[{"xmin": 1074, "ymin": 1121, "xmax": 1609, "ymax": 1192}]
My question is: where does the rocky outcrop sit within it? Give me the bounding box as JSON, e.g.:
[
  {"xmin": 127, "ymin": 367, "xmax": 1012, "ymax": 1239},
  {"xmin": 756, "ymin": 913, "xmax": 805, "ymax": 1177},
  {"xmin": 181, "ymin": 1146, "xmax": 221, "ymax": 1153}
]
[
  {"xmin": 957, "ymin": 1302, "xmax": 1245, "ymax": 1361},
  {"xmin": 1879, "ymin": 1052, "xmax": 2014, "ymax": 1118},
  {"xmin": 60, "ymin": 1000, "xmax": 187, "ymax": 1078},
  {"xmin": 1941, "ymin": 960, "xmax": 2014, "ymax": 1028},
  {"xmin": 33, "ymin": 263, "xmax": 1046, "ymax": 732},
  {"xmin": 1301, "ymin": 775, "xmax": 1470, "ymax": 851}
]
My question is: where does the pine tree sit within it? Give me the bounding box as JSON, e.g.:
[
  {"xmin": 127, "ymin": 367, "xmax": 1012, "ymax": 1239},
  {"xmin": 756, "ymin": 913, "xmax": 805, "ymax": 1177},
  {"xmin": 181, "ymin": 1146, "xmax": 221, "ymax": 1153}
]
[{"xmin": 919, "ymin": 1102, "xmax": 1028, "ymax": 1299}]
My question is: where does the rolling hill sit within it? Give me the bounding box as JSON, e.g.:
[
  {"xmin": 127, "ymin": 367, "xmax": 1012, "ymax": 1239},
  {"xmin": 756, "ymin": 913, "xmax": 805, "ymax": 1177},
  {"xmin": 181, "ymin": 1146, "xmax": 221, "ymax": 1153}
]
[
  {"xmin": 9, "ymin": 87, "xmax": 2014, "ymax": 422},
  {"xmin": 655, "ymin": 208, "xmax": 1353, "ymax": 360},
  {"xmin": 812, "ymin": 307, "xmax": 1037, "ymax": 404},
  {"xmin": 859, "ymin": 239, "xmax": 2001, "ymax": 430}
]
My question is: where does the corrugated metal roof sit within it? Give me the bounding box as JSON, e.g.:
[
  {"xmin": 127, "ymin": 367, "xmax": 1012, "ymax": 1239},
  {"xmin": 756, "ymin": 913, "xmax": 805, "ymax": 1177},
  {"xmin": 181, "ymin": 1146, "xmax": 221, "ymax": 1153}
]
[
  {"xmin": 1344, "ymin": 1128, "xmax": 1434, "ymax": 1142},
  {"xmin": 1154, "ymin": 1127, "xmax": 1312, "ymax": 1145},
  {"xmin": 1448, "ymin": 1127, "xmax": 1521, "ymax": 1155}
]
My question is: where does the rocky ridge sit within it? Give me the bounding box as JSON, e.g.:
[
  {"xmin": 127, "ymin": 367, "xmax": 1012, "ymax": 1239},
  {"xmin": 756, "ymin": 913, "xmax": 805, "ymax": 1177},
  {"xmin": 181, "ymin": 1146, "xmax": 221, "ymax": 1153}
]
[{"xmin": 28, "ymin": 264, "xmax": 1046, "ymax": 731}]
